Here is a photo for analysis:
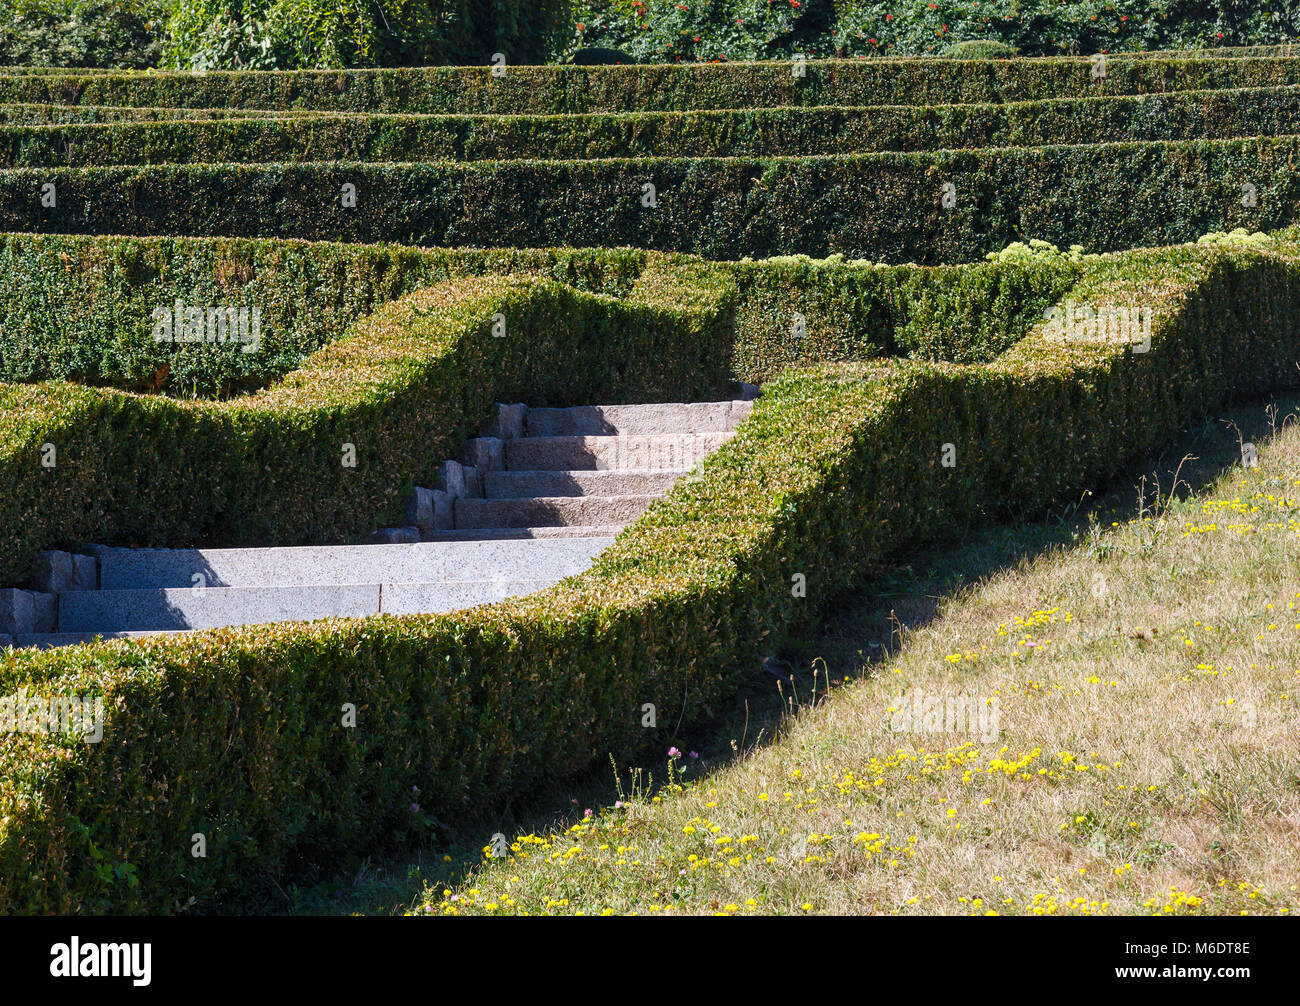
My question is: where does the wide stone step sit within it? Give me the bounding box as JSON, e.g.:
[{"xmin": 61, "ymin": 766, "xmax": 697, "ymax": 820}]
[
  {"xmin": 57, "ymin": 579, "xmax": 558, "ymax": 633},
  {"xmin": 421, "ymin": 525, "xmax": 624, "ymax": 541},
  {"xmin": 525, "ymin": 401, "xmax": 752, "ymax": 437},
  {"xmin": 382, "ymin": 579, "xmax": 556, "ymax": 615},
  {"xmin": 97, "ymin": 538, "xmax": 609, "ymax": 590},
  {"xmin": 59, "ymin": 583, "xmax": 380, "ymax": 633},
  {"xmin": 505, "ymin": 432, "xmax": 733, "ymax": 471},
  {"xmin": 483, "ymin": 468, "xmax": 685, "ymax": 499},
  {"xmin": 454, "ymin": 494, "xmax": 660, "ymax": 529}
]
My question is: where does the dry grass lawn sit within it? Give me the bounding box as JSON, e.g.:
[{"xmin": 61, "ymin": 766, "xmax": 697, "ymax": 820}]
[{"xmin": 402, "ymin": 399, "xmax": 1300, "ymax": 917}]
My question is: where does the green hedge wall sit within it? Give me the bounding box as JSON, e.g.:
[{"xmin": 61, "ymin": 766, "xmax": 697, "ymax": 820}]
[
  {"xmin": 3, "ymin": 237, "xmax": 1299, "ymax": 912},
  {"xmin": 0, "ymin": 103, "xmax": 315, "ymax": 126},
  {"xmin": 0, "ymin": 233, "xmax": 651, "ymax": 397},
  {"xmin": 5, "ymin": 56, "xmax": 1300, "ymax": 114},
  {"xmin": 722, "ymin": 253, "xmax": 1079, "ymax": 376},
  {"xmin": 0, "ymin": 133, "xmax": 1294, "ymax": 262},
  {"xmin": 6, "ymin": 84, "xmax": 1300, "ymax": 166},
  {"xmin": 0, "ymin": 233, "xmax": 1075, "ymax": 398},
  {"xmin": 0, "ymin": 270, "xmax": 734, "ymax": 587}
]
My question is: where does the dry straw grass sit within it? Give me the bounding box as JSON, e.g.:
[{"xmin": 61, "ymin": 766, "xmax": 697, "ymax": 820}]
[{"xmin": 416, "ymin": 409, "xmax": 1300, "ymax": 916}]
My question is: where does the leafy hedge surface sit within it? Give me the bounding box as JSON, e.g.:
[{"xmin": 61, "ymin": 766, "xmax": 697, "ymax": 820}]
[
  {"xmin": 164, "ymin": 0, "xmax": 572, "ymax": 71},
  {"xmin": 6, "ymin": 57, "xmax": 1300, "ymax": 114},
  {"xmin": 0, "ymin": 233, "xmax": 653, "ymax": 397},
  {"xmin": 0, "ymin": 103, "xmax": 313, "ymax": 125},
  {"xmin": 1, "ymin": 132, "xmax": 1296, "ymax": 262},
  {"xmin": 569, "ymin": 1, "xmax": 1297, "ymax": 62},
  {"xmin": 0, "ymin": 232, "xmax": 1075, "ymax": 399},
  {"xmin": 723, "ymin": 253, "xmax": 1078, "ymax": 376},
  {"xmin": 0, "ymin": 269, "xmax": 735, "ymax": 588},
  {"xmin": 4, "ymin": 237, "xmax": 1300, "ymax": 912},
  {"xmin": 8, "ymin": 84, "xmax": 1300, "ymax": 165},
  {"xmin": 833, "ymin": 0, "xmax": 1297, "ymax": 58},
  {"xmin": 0, "ymin": 232, "xmax": 1073, "ymax": 582}
]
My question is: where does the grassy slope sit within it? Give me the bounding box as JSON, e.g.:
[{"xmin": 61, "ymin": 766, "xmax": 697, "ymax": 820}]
[{"xmin": 385, "ymin": 396, "xmax": 1300, "ymax": 917}]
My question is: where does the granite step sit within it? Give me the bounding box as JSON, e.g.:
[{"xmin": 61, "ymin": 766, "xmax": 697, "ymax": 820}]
[
  {"xmin": 525, "ymin": 401, "xmax": 752, "ymax": 437},
  {"xmin": 453, "ymin": 494, "xmax": 661, "ymax": 529},
  {"xmin": 483, "ymin": 468, "xmax": 685, "ymax": 499},
  {"xmin": 97, "ymin": 538, "xmax": 609, "ymax": 590},
  {"xmin": 57, "ymin": 579, "xmax": 560, "ymax": 633},
  {"xmin": 504, "ymin": 432, "xmax": 733, "ymax": 472}
]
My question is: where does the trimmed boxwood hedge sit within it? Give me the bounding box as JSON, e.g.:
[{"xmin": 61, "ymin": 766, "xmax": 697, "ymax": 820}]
[
  {"xmin": 0, "ymin": 268, "xmax": 737, "ymax": 588},
  {"xmin": 0, "ymin": 232, "xmax": 1076, "ymax": 398},
  {"xmin": 0, "ymin": 132, "xmax": 1295, "ymax": 262},
  {"xmin": 2, "ymin": 235, "xmax": 1299, "ymax": 912},
  {"xmin": 0, "ymin": 233, "xmax": 653, "ymax": 397},
  {"xmin": 0, "ymin": 233, "xmax": 1072, "ymax": 584},
  {"xmin": 0, "ymin": 103, "xmax": 318, "ymax": 126},
  {"xmin": 6, "ymin": 84, "xmax": 1300, "ymax": 166},
  {"xmin": 5, "ymin": 56, "xmax": 1300, "ymax": 115}
]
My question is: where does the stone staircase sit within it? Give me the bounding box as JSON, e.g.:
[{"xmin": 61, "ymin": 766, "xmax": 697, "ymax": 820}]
[{"xmin": 0, "ymin": 396, "xmax": 754, "ymax": 649}]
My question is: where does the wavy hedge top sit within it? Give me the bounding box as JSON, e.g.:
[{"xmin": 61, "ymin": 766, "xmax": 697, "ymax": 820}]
[
  {"xmin": 4, "ymin": 234, "xmax": 1299, "ymax": 911},
  {"xmin": 0, "ymin": 232, "xmax": 1076, "ymax": 397}
]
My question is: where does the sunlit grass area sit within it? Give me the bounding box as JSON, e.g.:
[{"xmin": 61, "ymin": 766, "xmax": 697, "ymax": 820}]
[{"xmin": 358, "ymin": 397, "xmax": 1300, "ymax": 917}]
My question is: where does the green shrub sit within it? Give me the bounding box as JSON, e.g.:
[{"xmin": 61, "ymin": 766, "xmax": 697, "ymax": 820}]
[
  {"xmin": 163, "ymin": 0, "xmax": 573, "ymax": 71},
  {"xmin": 0, "ymin": 0, "xmax": 165, "ymax": 69},
  {"xmin": 986, "ymin": 239, "xmax": 1086, "ymax": 264},
  {"xmin": 8, "ymin": 57, "xmax": 1300, "ymax": 114},
  {"xmin": 942, "ymin": 40, "xmax": 1018, "ymax": 59},
  {"xmin": 834, "ymin": 1, "xmax": 1297, "ymax": 58},
  {"xmin": 565, "ymin": 0, "xmax": 835, "ymax": 63},
  {"xmin": 1196, "ymin": 226, "xmax": 1275, "ymax": 248},
  {"xmin": 3, "ymin": 236, "xmax": 1299, "ymax": 912},
  {"xmin": 566, "ymin": 2, "xmax": 1298, "ymax": 62},
  {"xmin": 0, "ymin": 232, "xmax": 1079, "ymax": 404},
  {"xmin": 0, "ymin": 233, "xmax": 652, "ymax": 398},
  {"xmin": 12, "ymin": 84, "xmax": 1300, "ymax": 165},
  {"xmin": 0, "ymin": 133, "xmax": 1295, "ymax": 262}
]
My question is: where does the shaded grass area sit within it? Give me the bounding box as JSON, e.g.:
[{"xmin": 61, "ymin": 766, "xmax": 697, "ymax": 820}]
[{"xmin": 279, "ymin": 392, "xmax": 1300, "ymax": 916}]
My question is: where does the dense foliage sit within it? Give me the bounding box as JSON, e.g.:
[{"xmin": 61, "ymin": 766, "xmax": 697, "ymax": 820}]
[
  {"xmin": 564, "ymin": 1, "xmax": 1300, "ymax": 62},
  {"xmin": 164, "ymin": 0, "xmax": 574, "ymax": 70},
  {"xmin": 0, "ymin": 0, "xmax": 165, "ymax": 68},
  {"xmin": 0, "ymin": 1, "xmax": 1293, "ymax": 69}
]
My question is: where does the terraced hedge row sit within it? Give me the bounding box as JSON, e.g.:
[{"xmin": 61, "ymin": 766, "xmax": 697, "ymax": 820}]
[
  {"xmin": 0, "ymin": 233, "xmax": 1070, "ymax": 582},
  {"xmin": 1, "ymin": 133, "xmax": 1292, "ymax": 262},
  {"xmin": 6, "ymin": 57, "xmax": 1300, "ymax": 115},
  {"xmin": 0, "ymin": 234, "xmax": 651, "ymax": 397},
  {"xmin": 0, "ymin": 104, "xmax": 314, "ymax": 126},
  {"xmin": 0, "ymin": 232, "xmax": 1075, "ymax": 399},
  {"xmin": 8, "ymin": 85, "xmax": 1300, "ymax": 166},
  {"xmin": 0, "ymin": 268, "xmax": 736, "ymax": 589},
  {"xmin": 3, "ymin": 236, "xmax": 1298, "ymax": 912}
]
